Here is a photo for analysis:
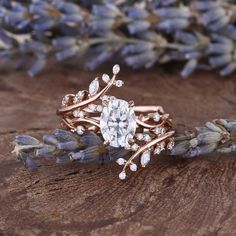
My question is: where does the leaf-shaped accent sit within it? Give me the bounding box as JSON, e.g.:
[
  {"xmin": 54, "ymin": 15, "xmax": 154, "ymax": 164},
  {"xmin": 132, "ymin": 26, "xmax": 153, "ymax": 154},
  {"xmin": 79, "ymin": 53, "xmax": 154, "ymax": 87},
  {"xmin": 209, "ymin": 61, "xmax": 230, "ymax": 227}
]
[
  {"xmin": 140, "ymin": 150, "xmax": 151, "ymax": 167},
  {"xmin": 112, "ymin": 64, "xmax": 120, "ymax": 75},
  {"xmin": 102, "ymin": 73, "xmax": 110, "ymax": 83},
  {"xmin": 89, "ymin": 78, "xmax": 99, "ymax": 96}
]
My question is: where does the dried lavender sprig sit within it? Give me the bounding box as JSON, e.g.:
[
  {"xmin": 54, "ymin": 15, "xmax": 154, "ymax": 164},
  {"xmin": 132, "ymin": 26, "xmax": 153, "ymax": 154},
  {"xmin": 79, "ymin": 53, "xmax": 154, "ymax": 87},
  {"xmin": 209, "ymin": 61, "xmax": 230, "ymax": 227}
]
[
  {"xmin": 12, "ymin": 129, "xmax": 130, "ymax": 168},
  {"xmin": 171, "ymin": 119, "xmax": 236, "ymax": 157},
  {"xmin": 1, "ymin": 0, "xmax": 236, "ymax": 77},
  {"xmin": 13, "ymin": 119, "xmax": 236, "ymax": 169}
]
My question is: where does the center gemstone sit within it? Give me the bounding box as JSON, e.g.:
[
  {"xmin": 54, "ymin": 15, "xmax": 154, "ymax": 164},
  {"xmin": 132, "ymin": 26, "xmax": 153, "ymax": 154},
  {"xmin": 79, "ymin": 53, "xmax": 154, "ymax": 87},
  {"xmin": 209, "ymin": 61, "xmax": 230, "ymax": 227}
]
[{"xmin": 100, "ymin": 99, "xmax": 137, "ymax": 148}]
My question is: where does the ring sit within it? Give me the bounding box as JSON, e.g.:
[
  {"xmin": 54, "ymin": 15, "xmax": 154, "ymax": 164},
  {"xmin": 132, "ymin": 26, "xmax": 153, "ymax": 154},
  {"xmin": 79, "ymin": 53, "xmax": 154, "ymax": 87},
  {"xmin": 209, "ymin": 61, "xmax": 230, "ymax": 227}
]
[{"xmin": 57, "ymin": 65, "xmax": 175, "ymax": 180}]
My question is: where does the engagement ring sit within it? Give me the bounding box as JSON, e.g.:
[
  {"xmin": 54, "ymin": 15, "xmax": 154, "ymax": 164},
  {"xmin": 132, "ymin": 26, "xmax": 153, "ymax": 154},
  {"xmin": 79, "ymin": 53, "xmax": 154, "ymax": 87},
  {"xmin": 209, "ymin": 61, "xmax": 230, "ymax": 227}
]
[{"xmin": 57, "ymin": 65, "xmax": 175, "ymax": 179}]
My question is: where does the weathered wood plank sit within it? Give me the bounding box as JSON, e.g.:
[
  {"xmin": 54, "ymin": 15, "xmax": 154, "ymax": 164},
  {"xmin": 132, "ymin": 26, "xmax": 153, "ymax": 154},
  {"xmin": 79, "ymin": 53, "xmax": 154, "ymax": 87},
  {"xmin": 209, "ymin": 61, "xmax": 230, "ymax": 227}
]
[{"xmin": 0, "ymin": 66, "xmax": 236, "ymax": 235}]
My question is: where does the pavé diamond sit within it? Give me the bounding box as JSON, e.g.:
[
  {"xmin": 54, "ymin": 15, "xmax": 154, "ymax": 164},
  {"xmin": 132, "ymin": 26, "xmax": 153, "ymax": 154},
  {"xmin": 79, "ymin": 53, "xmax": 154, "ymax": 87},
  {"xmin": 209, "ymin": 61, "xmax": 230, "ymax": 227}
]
[{"xmin": 100, "ymin": 99, "xmax": 136, "ymax": 148}]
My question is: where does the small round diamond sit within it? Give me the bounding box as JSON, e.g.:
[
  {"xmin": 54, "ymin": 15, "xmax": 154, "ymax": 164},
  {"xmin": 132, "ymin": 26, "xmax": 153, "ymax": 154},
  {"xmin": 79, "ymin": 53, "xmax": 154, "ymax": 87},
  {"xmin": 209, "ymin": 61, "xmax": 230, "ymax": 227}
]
[
  {"xmin": 124, "ymin": 143, "xmax": 131, "ymax": 150},
  {"xmin": 116, "ymin": 158, "xmax": 125, "ymax": 165},
  {"xmin": 143, "ymin": 134, "xmax": 151, "ymax": 142},
  {"xmin": 130, "ymin": 163, "xmax": 137, "ymax": 172},
  {"xmin": 167, "ymin": 140, "xmax": 175, "ymax": 150},
  {"xmin": 88, "ymin": 104, "xmax": 96, "ymax": 111},
  {"xmin": 76, "ymin": 126, "xmax": 84, "ymax": 135},
  {"xmin": 119, "ymin": 171, "xmax": 126, "ymax": 180},
  {"xmin": 136, "ymin": 133, "xmax": 143, "ymax": 140},
  {"xmin": 153, "ymin": 112, "xmax": 161, "ymax": 122},
  {"xmin": 154, "ymin": 127, "xmax": 165, "ymax": 135},
  {"xmin": 154, "ymin": 147, "xmax": 161, "ymax": 155},
  {"xmin": 73, "ymin": 110, "xmax": 79, "ymax": 117},
  {"xmin": 96, "ymin": 105, "xmax": 103, "ymax": 112},
  {"xmin": 61, "ymin": 95, "xmax": 70, "ymax": 106},
  {"xmin": 131, "ymin": 143, "xmax": 139, "ymax": 151},
  {"xmin": 115, "ymin": 80, "xmax": 124, "ymax": 87},
  {"xmin": 73, "ymin": 110, "xmax": 84, "ymax": 118},
  {"xmin": 160, "ymin": 141, "xmax": 165, "ymax": 150}
]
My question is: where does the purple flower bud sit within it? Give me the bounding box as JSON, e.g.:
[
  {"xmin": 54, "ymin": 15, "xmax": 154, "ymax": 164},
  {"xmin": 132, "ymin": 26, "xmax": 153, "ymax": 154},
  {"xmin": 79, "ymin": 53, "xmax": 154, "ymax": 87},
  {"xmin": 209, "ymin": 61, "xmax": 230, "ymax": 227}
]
[
  {"xmin": 80, "ymin": 132, "xmax": 103, "ymax": 146},
  {"xmin": 175, "ymin": 31, "xmax": 198, "ymax": 45},
  {"xmin": 60, "ymin": 14, "xmax": 82, "ymax": 24},
  {"xmin": 52, "ymin": 37, "xmax": 76, "ymax": 47},
  {"xmin": 125, "ymin": 51, "xmax": 157, "ymax": 69},
  {"xmin": 197, "ymin": 132, "xmax": 222, "ymax": 144},
  {"xmin": 92, "ymin": 4, "xmax": 121, "ymax": 18},
  {"xmin": 185, "ymin": 52, "xmax": 201, "ymax": 60},
  {"xmin": 43, "ymin": 135, "xmax": 58, "ymax": 145},
  {"xmin": 201, "ymin": 8, "xmax": 225, "ymax": 24},
  {"xmin": 0, "ymin": 29, "xmax": 15, "ymax": 45},
  {"xmin": 226, "ymin": 25, "xmax": 236, "ymax": 40},
  {"xmin": 53, "ymin": 129, "xmax": 78, "ymax": 142},
  {"xmin": 70, "ymin": 150, "xmax": 85, "ymax": 160},
  {"xmin": 36, "ymin": 145, "xmax": 55, "ymax": 158},
  {"xmin": 225, "ymin": 121, "xmax": 236, "ymax": 131},
  {"xmin": 125, "ymin": 7, "xmax": 148, "ymax": 19},
  {"xmin": 157, "ymin": 19, "xmax": 189, "ymax": 31},
  {"xmin": 187, "ymin": 143, "xmax": 218, "ymax": 157},
  {"xmin": 85, "ymin": 51, "xmax": 113, "ymax": 70},
  {"xmin": 211, "ymin": 34, "xmax": 232, "ymax": 44},
  {"xmin": 71, "ymin": 146, "xmax": 103, "ymax": 163},
  {"xmin": 89, "ymin": 19, "xmax": 114, "ymax": 32},
  {"xmin": 171, "ymin": 140, "xmax": 190, "ymax": 156},
  {"xmin": 57, "ymin": 141, "xmax": 79, "ymax": 151},
  {"xmin": 25, "ymin": 156, "xmax": 38, "ymax": 169},
  {"xmin": 181, "ymin": 59, "xmax": 198, "ymax": 78},
  {"xmin": 194, "ymin": 1, "xmax": 220, "ymax": 10},
  {"xmin": 127, "ymin": 21, "xmax": 150, "ymax": 34},
  {"xmin": 209, "ymin": 54, "xmax": 231, "ymax": 68},
  {"xmin": 220, "ymin": 63, "xmax": 236, "ymax": 76},
  {"xmin": 28, "ymin": 57, "xmax": 46, "ymax": 77},
  {"xmin": 15, "ymin": 135, "xmax": 40, "ymax": 145},
  {"xmin": 208, "ymin": 15, "xmax": 230, "ymax": 31},
  {"xmin": 207, "ymin": 43, "xmax": 233, "ymax": 54},
  {"xmin": 56, "ymin": 156, "xmax": 70, "ymax": 164},
  {"xmin": 122, "ymin": 42, "xmax": 154, "ymax": 55},
  {"xmin": 185, "ymin": 147, "xmax": 201, "ymax": 158},
  {"xmin": 33, "ymin": 18, "xmax": 55, "ymax": 31},
  {"xmin": 56, "ymin": 2, "xmax": 80, "ymax": 14},
  {"xmin": 20, "ymin": 42, "xmax": 47, "ymax": 53},
  {"xmin": 155, "ymin": 7, "xmax": 190, "ymax": 18},
  {"xmin": 56, "ymin": 46, "xmax": 79, "ymax": 61}
]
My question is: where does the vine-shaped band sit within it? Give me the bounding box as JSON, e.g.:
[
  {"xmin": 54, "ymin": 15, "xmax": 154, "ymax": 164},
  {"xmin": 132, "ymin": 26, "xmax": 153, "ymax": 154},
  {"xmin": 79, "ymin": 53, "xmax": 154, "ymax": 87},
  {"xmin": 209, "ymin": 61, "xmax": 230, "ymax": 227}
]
[{"xmin": 57, "ymin": 65, "xmax": 175, "ymax": 179}]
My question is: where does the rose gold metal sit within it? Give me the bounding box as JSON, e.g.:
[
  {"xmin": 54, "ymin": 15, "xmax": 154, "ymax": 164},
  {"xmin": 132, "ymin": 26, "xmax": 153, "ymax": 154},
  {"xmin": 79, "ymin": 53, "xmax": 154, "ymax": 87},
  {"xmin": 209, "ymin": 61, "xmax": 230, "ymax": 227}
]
[
  {"xmin": 57, "ymin": 73, "xmax": 117, "ymax": 115},
  {"xmin": 57, "ymin": 65, "xmax": 175, "ymax": 179},
  {"xmin": 122, "ymin": 131, "xmax": 175, "ymax": 171}
]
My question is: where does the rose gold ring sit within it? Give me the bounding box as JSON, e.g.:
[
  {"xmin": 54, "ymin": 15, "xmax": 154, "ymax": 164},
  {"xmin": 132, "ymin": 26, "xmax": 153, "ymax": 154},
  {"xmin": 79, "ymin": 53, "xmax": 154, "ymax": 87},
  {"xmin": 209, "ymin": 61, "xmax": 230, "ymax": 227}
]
[{"xmin": 57, "ymin": 65, "xmax": 175, "ymax": 180}]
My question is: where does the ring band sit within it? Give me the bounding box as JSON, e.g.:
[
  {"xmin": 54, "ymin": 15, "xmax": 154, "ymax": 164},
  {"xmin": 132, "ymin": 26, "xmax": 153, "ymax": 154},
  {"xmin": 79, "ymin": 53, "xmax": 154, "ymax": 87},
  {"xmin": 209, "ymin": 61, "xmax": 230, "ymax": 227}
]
[{"xmin": 57, "ymin": 65, "xmax": 175, "ymax": 180}]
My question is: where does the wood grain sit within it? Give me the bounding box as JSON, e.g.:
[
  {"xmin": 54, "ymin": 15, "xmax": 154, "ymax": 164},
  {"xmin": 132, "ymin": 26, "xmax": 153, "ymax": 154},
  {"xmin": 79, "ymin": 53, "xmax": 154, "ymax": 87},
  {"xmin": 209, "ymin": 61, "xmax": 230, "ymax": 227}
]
[{"xmin": 0, "ymin": 65, "xmax": 236, "ymax": 235}]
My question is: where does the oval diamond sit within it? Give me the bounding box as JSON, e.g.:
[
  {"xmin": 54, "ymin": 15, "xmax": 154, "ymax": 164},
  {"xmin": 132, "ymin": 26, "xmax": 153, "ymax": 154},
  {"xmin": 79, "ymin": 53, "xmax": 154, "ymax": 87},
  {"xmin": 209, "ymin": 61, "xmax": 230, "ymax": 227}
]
[{"xmin": 100, "ymin": 99, "xmax": 136, "ymax": 148}]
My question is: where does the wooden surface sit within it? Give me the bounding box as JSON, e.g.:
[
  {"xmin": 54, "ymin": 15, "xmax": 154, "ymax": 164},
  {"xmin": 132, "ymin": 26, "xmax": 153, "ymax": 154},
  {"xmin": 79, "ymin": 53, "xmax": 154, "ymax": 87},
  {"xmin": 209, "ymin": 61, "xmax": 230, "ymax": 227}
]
[{"xmin": 0, "ymin": 65, "xmax": 236, "ymax": 236}]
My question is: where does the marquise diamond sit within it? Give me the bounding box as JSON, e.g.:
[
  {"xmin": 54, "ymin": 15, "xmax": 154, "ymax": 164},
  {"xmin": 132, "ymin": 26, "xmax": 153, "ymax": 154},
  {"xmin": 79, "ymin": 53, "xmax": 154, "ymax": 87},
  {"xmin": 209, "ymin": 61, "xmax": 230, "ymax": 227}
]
[{"xmin": 100, "ymin": 99, "xmax": 136, "ymax": 148}]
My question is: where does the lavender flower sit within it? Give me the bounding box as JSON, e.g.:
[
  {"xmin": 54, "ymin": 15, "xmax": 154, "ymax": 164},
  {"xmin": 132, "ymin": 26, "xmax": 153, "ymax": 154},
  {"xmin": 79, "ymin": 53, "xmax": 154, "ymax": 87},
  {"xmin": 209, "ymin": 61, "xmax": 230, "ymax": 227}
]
[
  {"xmin": 171, "ymin": 119, "xmax": 235, "ymax": 158},
  {"xmin": 13, "ymin": 119, "xmax": 236, "ymax": 169},
  {"xmin": 1, "ymin": 0, "xmax": 236, "ymax": 77}
]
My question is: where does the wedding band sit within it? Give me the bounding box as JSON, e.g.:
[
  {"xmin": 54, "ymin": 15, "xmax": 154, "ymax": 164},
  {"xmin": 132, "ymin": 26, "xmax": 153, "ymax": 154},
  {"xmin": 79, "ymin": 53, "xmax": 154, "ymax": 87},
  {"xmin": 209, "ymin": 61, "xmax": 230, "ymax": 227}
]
[{"xmin": 57, "ymin": 65, "xmax": 175, "ymax": 179}]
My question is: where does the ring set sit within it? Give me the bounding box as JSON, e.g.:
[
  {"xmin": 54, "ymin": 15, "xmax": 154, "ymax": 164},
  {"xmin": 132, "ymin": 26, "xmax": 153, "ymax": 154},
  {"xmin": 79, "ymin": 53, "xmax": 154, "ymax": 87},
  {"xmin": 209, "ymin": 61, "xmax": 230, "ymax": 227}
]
[{"xmin": 57, "ymin": 65, "xmax": 175, "ymax": 180}]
